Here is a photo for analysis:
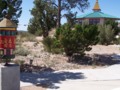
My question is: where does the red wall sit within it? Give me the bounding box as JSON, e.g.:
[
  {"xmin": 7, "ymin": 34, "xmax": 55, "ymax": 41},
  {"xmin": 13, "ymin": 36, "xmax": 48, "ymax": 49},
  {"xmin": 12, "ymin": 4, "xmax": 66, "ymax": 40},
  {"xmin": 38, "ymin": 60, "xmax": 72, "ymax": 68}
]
[{"xmin": 0, "ymin": 36, "xmax": 15, "ymax": 49}]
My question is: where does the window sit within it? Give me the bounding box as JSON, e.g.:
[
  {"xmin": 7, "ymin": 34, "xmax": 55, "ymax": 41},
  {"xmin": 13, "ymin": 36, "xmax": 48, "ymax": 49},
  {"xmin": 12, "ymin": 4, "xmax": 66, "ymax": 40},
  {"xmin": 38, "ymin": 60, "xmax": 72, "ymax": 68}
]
[
  {"xmin": 2, "ymin": 31, "xmax": 5, "ymax": 36},
  {"xmin": 5, "ymin": 31, "xmax": 10, "ymax": 36},
  {"xmin": 11, "ymin": 32, "xmax": 16, "ymax": 36},
  {"xmin": 89, "ymin": 19, "xmax": 100, "ymax": 24}
]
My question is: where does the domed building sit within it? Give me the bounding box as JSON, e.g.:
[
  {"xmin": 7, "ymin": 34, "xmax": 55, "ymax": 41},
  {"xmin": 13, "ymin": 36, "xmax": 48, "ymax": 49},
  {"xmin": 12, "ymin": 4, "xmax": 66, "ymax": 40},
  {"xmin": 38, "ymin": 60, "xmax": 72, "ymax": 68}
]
[{"xmin": 76, "ymin": 0, "xmax": 120, "ymax": 25}]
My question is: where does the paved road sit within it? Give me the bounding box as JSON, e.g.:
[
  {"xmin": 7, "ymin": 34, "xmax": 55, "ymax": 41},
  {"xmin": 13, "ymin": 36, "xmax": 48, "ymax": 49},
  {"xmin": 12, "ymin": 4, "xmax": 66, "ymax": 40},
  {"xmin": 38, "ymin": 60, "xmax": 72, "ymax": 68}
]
[
  {"xmin": 47, "ymin": 64, "xmax": 120, "ymax": 90},
  {"xmin": 47, "ymin": 80, "xmax": 120, "ymax": 90},
  {"xmin": 20, "ymin": 64, "xmax": 120, "ymax": 90}
]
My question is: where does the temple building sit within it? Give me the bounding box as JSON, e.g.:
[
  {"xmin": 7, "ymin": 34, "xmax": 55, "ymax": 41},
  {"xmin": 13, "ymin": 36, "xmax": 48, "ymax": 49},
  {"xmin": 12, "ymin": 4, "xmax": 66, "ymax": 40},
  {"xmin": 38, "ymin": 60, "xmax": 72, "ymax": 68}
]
[{"xmin": 76, "ymin": 0, "xmax": 120, "ymax": 25}]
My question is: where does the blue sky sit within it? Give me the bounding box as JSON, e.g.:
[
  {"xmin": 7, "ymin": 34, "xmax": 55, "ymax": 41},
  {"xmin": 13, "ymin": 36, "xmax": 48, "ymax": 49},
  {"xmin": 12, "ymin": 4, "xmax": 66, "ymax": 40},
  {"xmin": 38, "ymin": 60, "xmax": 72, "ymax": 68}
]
[{"xmin": 18, "ymin": 0, "xmax": 120, "ymax": 31}]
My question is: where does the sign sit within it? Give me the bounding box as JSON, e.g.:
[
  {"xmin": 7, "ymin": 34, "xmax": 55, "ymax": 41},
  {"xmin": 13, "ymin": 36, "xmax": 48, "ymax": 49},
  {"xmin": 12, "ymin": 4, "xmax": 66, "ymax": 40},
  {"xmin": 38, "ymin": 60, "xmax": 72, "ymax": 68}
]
[{"xmin": 0, "ymin": 36, "xmax": 15, "ymax": 49}]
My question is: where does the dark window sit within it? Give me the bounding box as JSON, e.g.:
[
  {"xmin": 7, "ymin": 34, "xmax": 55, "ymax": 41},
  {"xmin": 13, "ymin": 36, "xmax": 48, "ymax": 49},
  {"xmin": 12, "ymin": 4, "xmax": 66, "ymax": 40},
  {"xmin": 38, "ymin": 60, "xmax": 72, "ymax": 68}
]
[
  {"xmin": 5, "ymin": 31, "xmax": 10, "ymax": 36},
  {"xmin": 89, "ymin": 19, "xmax": 100, "ymax": 24},
  {"xmin": 2, "ymin": 31, "xmax": 5, "ymax": 35},
  {"xmin": 0, "ymin": 31, "xmax": 16, "ymax": 36},
  {"xmin": 11, "ymin": 32, "xmax": 16, "ymax": 35}
]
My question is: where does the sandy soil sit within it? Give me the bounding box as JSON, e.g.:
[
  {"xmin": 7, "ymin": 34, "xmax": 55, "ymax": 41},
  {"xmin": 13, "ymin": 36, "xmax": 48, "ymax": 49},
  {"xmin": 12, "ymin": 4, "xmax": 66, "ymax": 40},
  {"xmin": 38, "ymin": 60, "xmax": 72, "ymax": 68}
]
[
  {"xmin": 21, "ymin": 86, "xmax": 46, "ymax": 90},
  {"xmin": 85, "ymin": 45, "xmax": 120, "ymax": 55}
]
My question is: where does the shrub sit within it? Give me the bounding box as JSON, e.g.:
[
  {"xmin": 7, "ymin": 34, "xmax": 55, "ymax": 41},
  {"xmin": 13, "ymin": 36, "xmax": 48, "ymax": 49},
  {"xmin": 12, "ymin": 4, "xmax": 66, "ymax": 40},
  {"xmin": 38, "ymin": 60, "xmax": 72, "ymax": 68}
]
[
  {"xmin": 98, "ymin": 25, "xmax": 114, "ymax": 45},
  {"xmin": 105, "ymin": 19, "xmax": 120, "ymax": 35},
  {"xmin": 56, "ymin": 24, "xmax": 99, "ymax": 58},
  {"xmin": 35, "ymin": 29, "xmax": 43, "ymax": 36},
  {"xmin": 14, "ymin": 46, "xmax": 30, "ymax": 56},
  {"xmin": 51, "ymin": 39, "xmax": 63, "ymax": 54},
  {"xmin": 42, "ymin": 36, "xmax": 63, "ymax": 54},
  {"xmin": 42, "ymin": 36, "xmax": 54, "ymax": 52},
  {"xmin": 17, "ymin": 31, "xmax": 36, "ymax": 42}
]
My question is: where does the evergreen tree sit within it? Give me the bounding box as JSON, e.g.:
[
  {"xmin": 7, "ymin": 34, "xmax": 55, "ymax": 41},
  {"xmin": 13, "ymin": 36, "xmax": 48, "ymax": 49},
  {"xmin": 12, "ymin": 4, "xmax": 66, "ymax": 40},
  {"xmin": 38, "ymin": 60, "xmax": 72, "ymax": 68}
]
[
  {"xmin": 52, "ymin": 0, "xmax": 89, "ymax": 27},
  {"xmin": 56, "ymin": 24, "xmax": 99, "ymax": 60},
  {"xmin": 28, "ymin": 0, "xmax": 57, "ymax": 37},
  {"xmin": 0, "ymin": 0, "xmax": 22, "ymax": 24},
  {"xmin": 64, "ymin": 11, "xmax": 77, "ymax": 27}
]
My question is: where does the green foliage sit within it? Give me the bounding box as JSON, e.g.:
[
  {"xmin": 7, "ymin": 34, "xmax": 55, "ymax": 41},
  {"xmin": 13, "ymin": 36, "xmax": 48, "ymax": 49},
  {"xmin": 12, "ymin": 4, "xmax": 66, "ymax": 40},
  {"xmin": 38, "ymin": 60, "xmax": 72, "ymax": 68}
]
[
  {"xmin": 105, "ymin": 19, "xmax": 120, "ymax": 35},
  {"xmin": 56, "ymin": 24, "xmax": 99, "ymax": 56},
  {"xmin": 98, "ymin": 25, "xmax": 114, "ymax": 45},
  {"xmin": 28, "ymin": 0, "xmax": 57, "ymax": 37},
  {"xmin": 0, "ymin": 0, "xmax": 22, "ymax": 23},
  {"xmin": 42, "ymin": 36, "xmax": 54, "ymax": 52},
  {"xmin": 42, "ymin": 36, "xmax": 63, "ymax": 54},
  {"xmin": 28, "ymin": 18, "xmax": 41, "ymax": 35},
  {"xmin": 98, "ymin": 20, "xmax": 119, "ymax": 45},
  {"xmin": 64, "ymin": 12, "xmax": 77, "ymax": 27},
  {"xmin": 54, "ymin": 0, "xmax": 89, "ymax": 27}
]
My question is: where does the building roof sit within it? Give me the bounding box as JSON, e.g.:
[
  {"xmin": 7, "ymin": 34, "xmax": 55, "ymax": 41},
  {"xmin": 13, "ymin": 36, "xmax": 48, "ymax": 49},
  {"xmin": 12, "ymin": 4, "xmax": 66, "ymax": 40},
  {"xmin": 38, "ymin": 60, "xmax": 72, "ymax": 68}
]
[
  {"xmin": 0, "ymin": 18, "xmax": 17, "ymax": 28},
  {"xmin": 77, "ymin": 11, "xmax": 120, "ymax": 19},
  {"xmin": 76, "ymin": 0, "xmax": 120, "ymax": 20}
]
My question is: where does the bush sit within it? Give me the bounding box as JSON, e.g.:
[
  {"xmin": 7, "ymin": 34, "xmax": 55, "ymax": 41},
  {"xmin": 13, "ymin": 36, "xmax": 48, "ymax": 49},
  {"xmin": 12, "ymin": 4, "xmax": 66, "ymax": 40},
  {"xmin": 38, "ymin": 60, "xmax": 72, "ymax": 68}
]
[
  {"xmin": 17, "ymin": 31, "xmax": 36, "ymax": 42},
  {"xmin": 98, "ymin": 25, "xmax": 114, "ymax": 45},
  {"xmin": 14, "ymin": 46, "xmax": 30, "ymax": 56},
  {"xmin": 105, "ymin": 19, "xmax": 120, "ymax": 35},
  {"xmin": 35, "ymin": 29, "xmax": 43, "ymax": 36},
  {"xmin": 56, "ymin": 24, "xmax": 99, "ymax": 58},
  {"xmin": 42, "ymin": 37, "xmax": 63, "ymax": 54},
  {"xmin": 51, "ymin": 39, "xmax": 63, "ymax": 54},
  {"xmin": 42, "ymin": 36, "xmax": 54, "ymax": 52}
]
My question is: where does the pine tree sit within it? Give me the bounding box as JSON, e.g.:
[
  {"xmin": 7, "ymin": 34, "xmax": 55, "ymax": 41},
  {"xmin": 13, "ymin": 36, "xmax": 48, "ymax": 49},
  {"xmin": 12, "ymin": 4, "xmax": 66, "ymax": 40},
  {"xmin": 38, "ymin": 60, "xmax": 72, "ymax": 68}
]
[
  {"xmin": 0, "ymin": 0, "xmax": 22, "ymax": 24},
  {"xmin": 56, "ymin": 24, "xmax": 99, "ymax": 59},
  {"xmin": 28, "ymin": 0, "xmax": 57, "ymax": 37},
  {"xmin": 52, "ymin": 0, "xmax": 89, "ymax": 27}
]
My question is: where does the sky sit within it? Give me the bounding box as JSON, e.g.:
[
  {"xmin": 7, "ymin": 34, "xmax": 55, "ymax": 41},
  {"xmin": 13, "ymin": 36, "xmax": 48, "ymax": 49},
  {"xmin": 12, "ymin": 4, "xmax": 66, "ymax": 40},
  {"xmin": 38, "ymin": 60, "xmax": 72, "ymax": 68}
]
[{"xmin": 17, "ymin": 0, "xmax": 120, "ymax": 31}]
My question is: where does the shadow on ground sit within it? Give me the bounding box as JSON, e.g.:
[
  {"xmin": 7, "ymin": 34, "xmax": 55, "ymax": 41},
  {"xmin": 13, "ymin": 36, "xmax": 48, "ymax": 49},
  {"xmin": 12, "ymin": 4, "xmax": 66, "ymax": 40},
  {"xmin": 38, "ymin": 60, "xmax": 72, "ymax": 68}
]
[
  {"xmin": 20, "ymin": 71, "xmax": 84, "ymax": 89},
  {"xmin": 68, "ymin": 54, "xmax": 120, "ymax": 66}
]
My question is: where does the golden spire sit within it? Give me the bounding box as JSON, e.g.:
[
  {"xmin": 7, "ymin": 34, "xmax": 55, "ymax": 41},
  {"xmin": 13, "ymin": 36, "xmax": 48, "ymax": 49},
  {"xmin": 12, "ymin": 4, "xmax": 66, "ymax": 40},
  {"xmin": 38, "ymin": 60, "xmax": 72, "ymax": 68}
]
[{"xmin": 93, "ymin": 0, "xmax": 101, "ymax": 11}]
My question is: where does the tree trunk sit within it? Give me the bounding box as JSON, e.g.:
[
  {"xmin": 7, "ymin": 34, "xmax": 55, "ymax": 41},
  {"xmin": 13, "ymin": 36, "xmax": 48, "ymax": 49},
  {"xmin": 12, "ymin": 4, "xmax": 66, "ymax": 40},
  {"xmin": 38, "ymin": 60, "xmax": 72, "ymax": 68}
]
[
  {"xmin": 43, "ymin": 30, "xmax": 48, "ymax": 38},
  {"xmin": 68, "ymin": 56, "xmax": 73, "ymax": 62},
  {"xmin": 57, "ymin": 0, "xmax": 61, "ymax": 28}
]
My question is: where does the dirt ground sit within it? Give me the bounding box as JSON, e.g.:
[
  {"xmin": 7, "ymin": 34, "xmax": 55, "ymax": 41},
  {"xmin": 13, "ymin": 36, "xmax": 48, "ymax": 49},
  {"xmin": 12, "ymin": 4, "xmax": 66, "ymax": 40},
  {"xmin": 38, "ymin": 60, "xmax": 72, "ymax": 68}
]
[
  {"xmin": 85, "ymin": 45, "xmax": 120, "ymax": 55},
  {"xmin": 21, "ymin": 86, "xmax": 46, "ymax": 90},
  {"xmin": 14, "ymin": 44, "xmax": 120, "ymax": 72}
]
